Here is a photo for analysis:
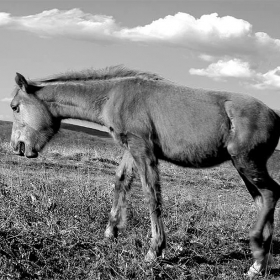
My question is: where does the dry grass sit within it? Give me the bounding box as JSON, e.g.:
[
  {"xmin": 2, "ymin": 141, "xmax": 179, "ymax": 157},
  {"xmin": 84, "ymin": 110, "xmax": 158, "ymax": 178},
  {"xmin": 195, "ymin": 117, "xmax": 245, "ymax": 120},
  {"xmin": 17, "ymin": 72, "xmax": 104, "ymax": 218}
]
[{"xmin": 0, "ymin": 121, "xmax": 280, "ymax": 279}]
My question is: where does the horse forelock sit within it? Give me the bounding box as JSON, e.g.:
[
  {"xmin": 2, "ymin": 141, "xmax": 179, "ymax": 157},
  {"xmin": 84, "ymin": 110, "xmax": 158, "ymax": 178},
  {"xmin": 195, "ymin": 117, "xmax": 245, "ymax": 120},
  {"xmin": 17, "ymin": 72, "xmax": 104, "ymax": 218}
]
[{"xmin": 33, "ymin": 65, "xmax": 163, "ymax": 86}]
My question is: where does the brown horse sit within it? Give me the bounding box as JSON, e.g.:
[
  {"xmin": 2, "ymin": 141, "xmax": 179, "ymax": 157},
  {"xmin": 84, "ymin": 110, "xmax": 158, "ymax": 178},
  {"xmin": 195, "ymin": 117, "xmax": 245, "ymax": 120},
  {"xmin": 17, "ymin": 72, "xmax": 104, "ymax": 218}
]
[{"xmin": 10, "ymin": 66, "xmax": 280, "ymax": 278}]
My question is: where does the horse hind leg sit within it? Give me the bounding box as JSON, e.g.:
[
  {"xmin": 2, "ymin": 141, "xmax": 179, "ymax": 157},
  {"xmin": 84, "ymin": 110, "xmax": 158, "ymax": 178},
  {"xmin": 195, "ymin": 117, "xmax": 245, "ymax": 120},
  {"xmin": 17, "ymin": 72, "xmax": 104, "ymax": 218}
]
[
  {"xmin": 105, "ymin": 150, "xmax": 135, "ymax": 239},
  {"xmin": 237, "ymin": 172, "xmax": 275, "ymax": 277},
  {"xmin": 232, "ymin": 157, "xmax": 280, "ymax": 278}
]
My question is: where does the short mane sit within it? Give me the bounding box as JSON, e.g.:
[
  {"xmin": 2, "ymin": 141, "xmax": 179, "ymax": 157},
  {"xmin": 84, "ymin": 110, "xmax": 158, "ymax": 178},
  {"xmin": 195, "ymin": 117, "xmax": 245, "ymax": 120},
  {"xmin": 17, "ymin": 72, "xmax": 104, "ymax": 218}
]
[{"xmin": 36, "ymin": 65, "xmax": 163, "ymax": 84}]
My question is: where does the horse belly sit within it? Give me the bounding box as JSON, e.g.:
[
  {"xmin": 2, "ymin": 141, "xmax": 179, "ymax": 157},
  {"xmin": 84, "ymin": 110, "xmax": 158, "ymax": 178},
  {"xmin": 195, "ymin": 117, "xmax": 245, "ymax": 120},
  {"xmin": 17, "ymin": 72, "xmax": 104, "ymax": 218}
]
[
  {"xmin": 158, "ymin": 133, "xmax": 230, "ymax": 168},
  {"xmin": 153, "ymin": 100, "xmax": 231, "ymax": 168}
]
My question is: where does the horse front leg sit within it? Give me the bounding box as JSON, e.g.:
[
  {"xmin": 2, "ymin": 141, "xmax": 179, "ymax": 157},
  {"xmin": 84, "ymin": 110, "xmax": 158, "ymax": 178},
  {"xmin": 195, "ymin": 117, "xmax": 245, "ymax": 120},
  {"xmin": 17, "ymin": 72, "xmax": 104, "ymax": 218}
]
[
  {"xmin": 105, "ymin": 150, "xmax": 135, "ymax": 239},
  {"xmin": 141, "ymin": 170, "xmax": 166, "ymax": 262},
  {"xmin": 128, "ymin": 133, "xmax": 166, "ymax": 262}
]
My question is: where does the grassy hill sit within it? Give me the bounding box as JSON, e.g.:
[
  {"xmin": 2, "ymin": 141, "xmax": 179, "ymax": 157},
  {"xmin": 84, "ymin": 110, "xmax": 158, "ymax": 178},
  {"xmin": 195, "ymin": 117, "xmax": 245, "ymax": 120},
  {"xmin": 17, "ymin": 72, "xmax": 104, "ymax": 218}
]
[{"xmin": 0, "ymin": 120, "xmax": 280, "ymax": 279}]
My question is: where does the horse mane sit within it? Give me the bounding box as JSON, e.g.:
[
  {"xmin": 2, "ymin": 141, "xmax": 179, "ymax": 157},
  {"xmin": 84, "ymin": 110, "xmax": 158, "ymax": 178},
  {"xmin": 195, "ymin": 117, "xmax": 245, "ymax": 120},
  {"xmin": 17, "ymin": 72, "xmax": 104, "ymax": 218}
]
[{"xmin": 36, "ymin": 65, "xmax": 163, "ymax": 84}]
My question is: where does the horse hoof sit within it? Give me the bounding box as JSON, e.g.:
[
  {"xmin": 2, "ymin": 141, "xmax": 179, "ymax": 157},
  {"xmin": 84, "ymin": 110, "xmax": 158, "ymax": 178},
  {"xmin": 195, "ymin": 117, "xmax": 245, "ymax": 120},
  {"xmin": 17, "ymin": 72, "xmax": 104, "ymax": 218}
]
[
  {"xmin": 246, "ymin": 262, "xmax": 262, "ymax": 279},
  {"xmin": 144, "ymin": 249, "xmax": 157, "ymax": 263},
  {"xmin": 246, "ymin": 255, "xmax": 273, "ymax": 279},
  {"xmin": 104, "ymin": 226, "xmax": 118, "ymax": 239}
]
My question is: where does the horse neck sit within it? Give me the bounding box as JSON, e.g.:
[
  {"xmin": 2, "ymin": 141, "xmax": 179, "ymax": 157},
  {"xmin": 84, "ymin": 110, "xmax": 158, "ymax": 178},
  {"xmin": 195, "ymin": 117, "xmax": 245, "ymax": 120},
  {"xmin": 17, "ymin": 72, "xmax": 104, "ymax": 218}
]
[{"xmin": 37, "ymin": 81, "xmax": 111, "ymax": 125}]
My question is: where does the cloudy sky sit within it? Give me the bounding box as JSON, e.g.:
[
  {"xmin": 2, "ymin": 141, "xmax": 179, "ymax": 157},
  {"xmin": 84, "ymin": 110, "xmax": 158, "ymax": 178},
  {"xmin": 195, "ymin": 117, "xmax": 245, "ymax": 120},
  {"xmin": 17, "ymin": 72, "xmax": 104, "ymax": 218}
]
[{"xmin": 1, "ymin": 0, "xmax": 280, "ymax": 124}]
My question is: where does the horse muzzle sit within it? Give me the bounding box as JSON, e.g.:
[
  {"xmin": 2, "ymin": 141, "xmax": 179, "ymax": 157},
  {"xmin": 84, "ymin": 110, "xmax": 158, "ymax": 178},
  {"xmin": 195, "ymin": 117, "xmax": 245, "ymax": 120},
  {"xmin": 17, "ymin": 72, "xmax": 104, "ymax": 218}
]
[{"xmin": 12, "ymin": 141, "xmax": 38, "ymax": 158}]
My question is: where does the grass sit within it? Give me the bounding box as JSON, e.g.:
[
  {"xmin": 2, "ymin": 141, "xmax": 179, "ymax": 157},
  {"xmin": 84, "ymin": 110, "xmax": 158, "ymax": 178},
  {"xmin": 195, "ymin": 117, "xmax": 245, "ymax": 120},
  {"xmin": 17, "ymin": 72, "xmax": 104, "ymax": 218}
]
[{"xmin": 0, "ymin": 121, "xmax": 280, "ymax": 279}]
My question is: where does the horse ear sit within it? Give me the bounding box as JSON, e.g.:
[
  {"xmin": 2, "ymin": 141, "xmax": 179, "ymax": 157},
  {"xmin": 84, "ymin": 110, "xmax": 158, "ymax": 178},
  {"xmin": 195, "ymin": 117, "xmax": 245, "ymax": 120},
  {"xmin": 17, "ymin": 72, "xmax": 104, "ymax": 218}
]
[{"xmin": 15, "ymin": 73, "xmax": 29, "ymax": 93}]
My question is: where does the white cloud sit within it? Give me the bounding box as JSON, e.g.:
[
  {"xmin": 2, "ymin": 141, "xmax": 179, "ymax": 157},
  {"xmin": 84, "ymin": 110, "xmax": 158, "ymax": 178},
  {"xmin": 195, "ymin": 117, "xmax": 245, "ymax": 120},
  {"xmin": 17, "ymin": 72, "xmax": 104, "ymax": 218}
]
[
  {"xmin": 0, "ymin": 12, "xmax": 11, "ymax": 25},
  {"xmin": 190, "ymin": 59, "xmax": 280, "ymax": 90},
  {"xmin": 1, "ymin": 9, "xmax": 280, "ymax": 61},
  {"xmin": 252, "ymin": 67, "xmax": 280, "ymax": 90},
  {"xmin": 0, "ymin": 9, "xmax": 119, "ymax": 42},
  {"xmin": 189, "ymin": 59, "xmax": 253, "ymax": 79},
  {"xmin": 0, "ymin": 114, "xmax": 11, "ymax": 121},
  {"xmin": 119, "ymin": 12, "xmax": 251, "ymax": 41},
  {"xmin": 0, "ymin": 97, "xmax": 12, "ymax": 102},
  {"xmin": 199, "ymin": 54, "xmax": 215, "ymax": 62}
]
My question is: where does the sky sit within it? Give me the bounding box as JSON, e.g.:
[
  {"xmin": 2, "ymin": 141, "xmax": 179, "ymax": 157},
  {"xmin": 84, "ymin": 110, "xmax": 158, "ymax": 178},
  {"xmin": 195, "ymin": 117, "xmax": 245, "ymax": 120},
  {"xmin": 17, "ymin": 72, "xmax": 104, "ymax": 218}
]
[{"xmin": 0, "ymin": 0, "xmax": 280, "ymax": 129}]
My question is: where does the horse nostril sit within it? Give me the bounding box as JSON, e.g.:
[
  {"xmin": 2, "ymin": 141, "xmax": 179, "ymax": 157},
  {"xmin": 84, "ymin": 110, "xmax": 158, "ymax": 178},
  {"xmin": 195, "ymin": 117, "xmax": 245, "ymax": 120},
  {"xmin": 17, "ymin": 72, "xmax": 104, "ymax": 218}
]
[
  {"xmin": 11, "ymin": 104, "xmax": 20, "ymax": 113},
  {"xmin": 19, "ymin": 142, "xmax": 25, "ymax": 155},
  {"xmin": 12, "ymin": 141, "xmax": 25, "ymax": 156},
  {"xmin": 26, "ymin": 150, "xmax": 38, "ymax": 158}
]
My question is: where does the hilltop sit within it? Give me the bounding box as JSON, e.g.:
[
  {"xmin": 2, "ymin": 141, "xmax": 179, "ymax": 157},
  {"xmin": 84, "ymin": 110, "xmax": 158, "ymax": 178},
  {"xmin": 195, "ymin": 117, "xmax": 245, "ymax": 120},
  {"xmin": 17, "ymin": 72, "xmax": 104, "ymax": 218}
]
[
  {"xmin": 1, "ymin": 120, "xmax": 280, "ymax": 173},
  {"xmin": 0, "ymin": 120, "xmax": 112, "ymax": 142}
]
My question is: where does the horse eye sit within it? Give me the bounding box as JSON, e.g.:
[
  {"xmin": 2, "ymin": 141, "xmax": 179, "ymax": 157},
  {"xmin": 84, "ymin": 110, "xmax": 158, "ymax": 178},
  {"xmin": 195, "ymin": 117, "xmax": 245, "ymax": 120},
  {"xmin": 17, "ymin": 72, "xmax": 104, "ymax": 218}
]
[{"xmin": 11, "ymin": 105, "xmax": 20, "ymax": 113}]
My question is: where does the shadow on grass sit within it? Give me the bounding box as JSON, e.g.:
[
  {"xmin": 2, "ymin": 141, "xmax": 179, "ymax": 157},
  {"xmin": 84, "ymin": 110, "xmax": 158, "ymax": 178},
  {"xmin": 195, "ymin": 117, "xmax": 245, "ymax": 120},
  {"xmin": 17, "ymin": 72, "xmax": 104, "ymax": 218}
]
[
  {"xmin": 164, "ymin": 238, "xmax": 251, "ymax": 266},
  {"xmin": 271, "ymin": 239, "xmax": 280, "ymax": 254},
  {"xmin": 268, "ymin": 268, "xmax": 280, "ymax": 278},
  {"xmin": 162, "ymin": 237, "xmax": 280, "ymax": 279},
  {"xmin": 0, "ymin": 228, "xmax": 98, "ymax": 279}
]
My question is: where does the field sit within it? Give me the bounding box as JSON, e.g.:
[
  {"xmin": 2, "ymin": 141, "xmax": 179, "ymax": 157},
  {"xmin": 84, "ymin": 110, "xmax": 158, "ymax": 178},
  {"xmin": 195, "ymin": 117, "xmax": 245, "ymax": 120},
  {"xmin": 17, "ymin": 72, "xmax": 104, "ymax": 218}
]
[{"xmin": 0, "ymin": 121, "xmax": 280, "ymax": 279}]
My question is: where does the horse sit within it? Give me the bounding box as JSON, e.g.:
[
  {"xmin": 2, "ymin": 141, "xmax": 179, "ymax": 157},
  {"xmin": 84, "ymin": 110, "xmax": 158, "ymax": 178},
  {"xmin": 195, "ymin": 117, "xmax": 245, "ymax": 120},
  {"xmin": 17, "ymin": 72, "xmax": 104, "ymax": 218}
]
[{"xmin": 10, "ymin": 65, "xmax": 280, "ymax": 278}]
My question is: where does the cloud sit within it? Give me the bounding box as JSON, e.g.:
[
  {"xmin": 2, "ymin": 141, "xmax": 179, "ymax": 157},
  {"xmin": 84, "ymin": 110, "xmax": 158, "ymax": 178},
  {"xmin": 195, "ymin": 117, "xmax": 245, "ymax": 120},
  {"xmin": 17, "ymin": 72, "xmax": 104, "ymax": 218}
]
[
  {"xmin": 1, "ymin": 9, "xmax": 280, "ymax": 60},
  {"xmin": 252, "ymin": 67, "xmax": 280, "ymax": 90},
  {"xmin": 189, "ymin": 59, "xmax": 253, "ymax": 79},
  {"xmin": 119, "ymin": 13, "xmax": 253, "ymax": 48},
  {"xmin": 190, "ymin": 59, "xmax": 280, "ymax": 90},
  {"xmin": 119, "ymin": 12, "xmax": 280, "ymax": 61},
  {"xmin": 0, "ymin": 114, "xmax": 11, "ymax": 121},
  {"xmin": 0, "ymin": 12, "xmax": 11, "ymax": 25},
  {"xmin": 0, "ymin": 97, "xmax": 12, "ymax": 102},
  {"xmin": 199, "ymin": 54, "xmax": 215, "ymax": 62},
  {"xmin": 0, "ymin": 9, "xmax": 119, "ymax": 42}
]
